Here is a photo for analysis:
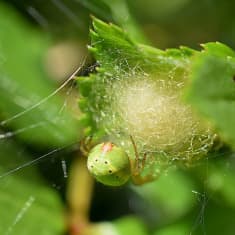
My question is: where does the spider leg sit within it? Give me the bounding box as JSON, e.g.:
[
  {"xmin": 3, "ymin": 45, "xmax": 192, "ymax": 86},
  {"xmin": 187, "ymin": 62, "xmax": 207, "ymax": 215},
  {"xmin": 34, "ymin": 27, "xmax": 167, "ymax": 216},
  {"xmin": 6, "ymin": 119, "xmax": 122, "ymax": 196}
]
[
  {"xmin": 129, "ymin": 135, "xmax": 140, "ymax": 173},
  {"xmin": 132, "ymin": 173, "xmax": 157, "ymax": 185},
  {"xmin": 129, "ymin": 136, "xmax": 156, "ymax": 185},
  {"xmin": 141, "ymin": 152, "xmax": 147, "ymax": 169},
  {"xmin": 80, "ymin": 136, "xmax": 93, "ymax": 157},
  {"xmin": 131, "ymin": 153, "xmax": 157, "ymax": 185}
]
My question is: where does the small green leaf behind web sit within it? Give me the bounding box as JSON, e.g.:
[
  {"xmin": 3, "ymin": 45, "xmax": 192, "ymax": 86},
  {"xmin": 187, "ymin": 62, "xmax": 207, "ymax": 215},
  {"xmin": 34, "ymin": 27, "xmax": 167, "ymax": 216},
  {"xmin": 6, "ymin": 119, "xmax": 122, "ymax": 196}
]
[
  {"xmin": 186, "ymin": 42, "xmax": 235, "ymax": 149},
  {"xmin": 78, "ymin": 18, "xmax": 215, "ymax": 182}
]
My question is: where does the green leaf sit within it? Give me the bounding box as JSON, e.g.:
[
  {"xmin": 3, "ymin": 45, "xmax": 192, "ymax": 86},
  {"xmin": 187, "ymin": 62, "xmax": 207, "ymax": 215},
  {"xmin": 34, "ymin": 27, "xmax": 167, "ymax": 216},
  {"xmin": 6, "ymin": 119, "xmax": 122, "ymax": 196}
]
[
  {"xmin": 0, "ymin": 3, "xmax": 81, "ymax": 147},
  {"xmin": 78, "ymin": 17, "xmax": 194, "ymax": 135},
  {"xmin": 132, "ymin": 169, "xmax": 196, "ymax": 222},
  {"xmin": 77, "ymin": 0, "xmax": 147, "ymax": 43},
  {"xmin": 153, "ymin": 222, "xmax": 190, "ymax": 235},
  {"xmin": 101, "ymin": 0, "xmax": 148, "ymax": 43},
  {"xmin": 0, "ymin": 141, "xmax": 65, "ymax": 234},
  {"xmin": 186, "ymin": 42, "xmax": 235, "ymax": 148},
  {"xmin": 89, "ymin": 18, "xmax": 194, "ymax": 71},
  {"xmin": 114, "ymin": 216, "xmax": 148, "ymax": 235},
  {"xmin": 78, "ymin": 18, "xmax": 214, "ymax": 178},
  {"xmin": 86, "ymin": 216, "xmax": 148, "ymax": 235},
  {"xmin": 204, "ymin": 151, "xmax": 235, "ymax": 208}
]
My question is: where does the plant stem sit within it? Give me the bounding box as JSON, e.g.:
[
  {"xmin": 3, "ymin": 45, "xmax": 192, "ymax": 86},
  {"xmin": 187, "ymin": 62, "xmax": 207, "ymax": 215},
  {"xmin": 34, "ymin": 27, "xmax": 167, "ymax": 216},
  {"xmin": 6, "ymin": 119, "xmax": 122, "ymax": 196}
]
[{"xmin": 67, "ymin": 154, "xmax": 94, "ymax": 235}]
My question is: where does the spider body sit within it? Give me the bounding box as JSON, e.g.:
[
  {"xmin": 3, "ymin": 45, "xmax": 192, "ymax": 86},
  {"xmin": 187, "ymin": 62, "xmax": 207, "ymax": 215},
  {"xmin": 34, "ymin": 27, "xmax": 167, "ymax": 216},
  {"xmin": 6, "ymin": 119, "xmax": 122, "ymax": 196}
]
[
  {"xmin": 87, "ymin": 142, "xmax": 131, "ymax": 186},
  {"xmin": 86, "ymin": 136, "xmax": 156, "ymax": 186}
]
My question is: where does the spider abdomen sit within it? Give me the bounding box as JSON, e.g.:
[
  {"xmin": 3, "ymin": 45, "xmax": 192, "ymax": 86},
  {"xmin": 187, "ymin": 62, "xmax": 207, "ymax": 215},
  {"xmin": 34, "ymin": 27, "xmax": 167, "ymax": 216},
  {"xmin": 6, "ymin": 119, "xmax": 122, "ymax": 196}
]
[{"xmin": 87, "ymin": 143, "xmax": 131, "ymax": 186}]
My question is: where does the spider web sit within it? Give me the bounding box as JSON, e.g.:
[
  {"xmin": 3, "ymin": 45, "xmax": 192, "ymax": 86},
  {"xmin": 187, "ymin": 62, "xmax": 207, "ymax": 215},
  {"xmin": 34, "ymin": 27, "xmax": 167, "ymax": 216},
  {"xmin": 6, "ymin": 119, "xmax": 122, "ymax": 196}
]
[
  {"xmin": 87, "ymin": 39, "xmax": 215, "ymax": 182},
  {"xmin": 0, "ymin": 1, "xmax": 234, "ymax": 235}
]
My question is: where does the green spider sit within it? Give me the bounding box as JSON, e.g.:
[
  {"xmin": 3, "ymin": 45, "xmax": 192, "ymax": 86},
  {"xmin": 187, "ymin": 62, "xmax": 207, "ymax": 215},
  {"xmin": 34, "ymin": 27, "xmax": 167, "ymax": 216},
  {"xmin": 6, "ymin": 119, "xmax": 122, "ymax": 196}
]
[{"xmin": 85, "ymin": 136, "xmax": 155, "ymax": 186}]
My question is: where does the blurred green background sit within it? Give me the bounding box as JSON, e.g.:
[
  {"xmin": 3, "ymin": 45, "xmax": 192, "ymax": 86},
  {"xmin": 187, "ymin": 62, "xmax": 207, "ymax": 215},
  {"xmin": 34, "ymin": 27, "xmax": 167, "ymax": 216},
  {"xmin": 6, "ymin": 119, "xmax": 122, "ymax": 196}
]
[{"xmin": 0, "ymin": 1, "xmax": 235, "ymax": 235}]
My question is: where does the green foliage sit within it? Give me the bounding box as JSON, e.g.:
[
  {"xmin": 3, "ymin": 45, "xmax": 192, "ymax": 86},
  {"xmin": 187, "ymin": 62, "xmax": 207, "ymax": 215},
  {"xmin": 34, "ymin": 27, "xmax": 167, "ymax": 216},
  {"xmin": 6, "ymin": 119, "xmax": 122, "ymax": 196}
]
[
  {"xmin": 153, "ymin": 223, "xmax": 190, "ymax": 235},
  {"xmin": 0, "ymin": 3, "xmax": 81, "ymax": 147},
  {"xmin": 132, "ymin": 169, "xmax": 196, "ymax": 221},
  {"xmin": 0, "ymin": 3, "xmax": 81, "ymax": 234},
  {"xmin": 78, "ymin": 17, "xmax": 194, "ymax": 135},
  {"xmin": 77, "ymin": 0, "xmax": 147, "ymax": 43},
  {"xmin": 0, "ymin": 140, "xmax": 65, "ymax": 234},
  {"xmin": 1, "ymin": 1, "xmax": 235, "ymax": 235},
  {"xmin": 186, "ymin": 42, "xmax": 235, "ymax": 148},
  {"xmin": 78, "ymin": 18, "xmax": 215, "ymax": 186},
  {"xmin": 88, "ymin": 216, "xmax": 148, "ymax": 235},
  {"xmin": 114, "ymin": 216, "xmax": 148, "ymax": 235},
  {"xmin": 76, "ymin": 15, "xmax": 235, "ymax": 235}
]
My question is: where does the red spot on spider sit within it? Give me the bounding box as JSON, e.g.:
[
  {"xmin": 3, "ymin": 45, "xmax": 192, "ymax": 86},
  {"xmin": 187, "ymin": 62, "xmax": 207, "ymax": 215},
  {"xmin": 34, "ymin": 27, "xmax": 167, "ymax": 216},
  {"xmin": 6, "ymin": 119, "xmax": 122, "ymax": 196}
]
[{"xmin": 101, "ymin": 142, "xmax": 113, "ymax": 154}]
